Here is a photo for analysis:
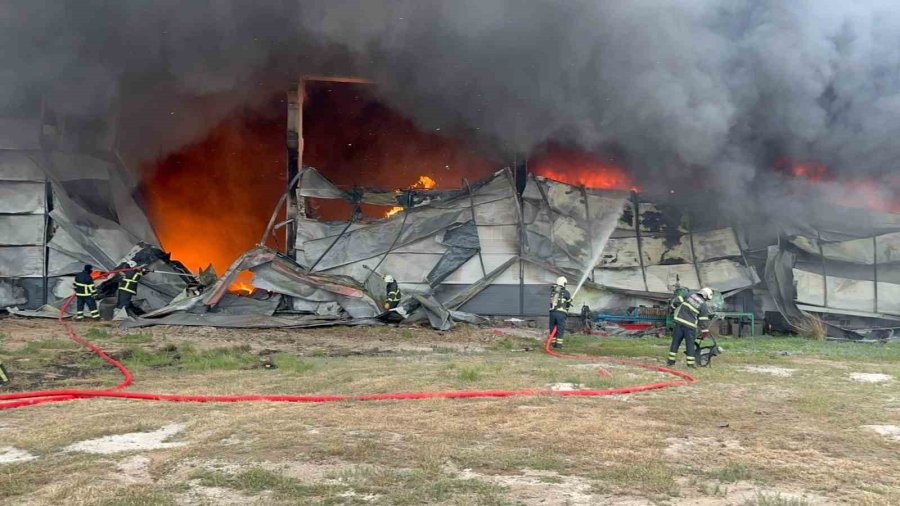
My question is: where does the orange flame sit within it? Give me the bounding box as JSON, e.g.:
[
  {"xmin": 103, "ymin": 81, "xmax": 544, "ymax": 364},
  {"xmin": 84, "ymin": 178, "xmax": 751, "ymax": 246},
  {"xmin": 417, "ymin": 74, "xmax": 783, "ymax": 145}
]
[
  {"xmin": 413, "ymin": 175, "xmax": 437, "ymax": 189},
  {"xmin": 140, "ymin": 100, "xmax": 285, "ymax": 295},
  {"xmin": 529, "ymin": 147, "xmax": 635, "ymax": 190},
  {"xmin": 229, "ymin": 271, "xmax": 256, "ymax": 295},
  {"xmin": 383, "ymin": 175, "xmax": 438, "ymax": 217}
]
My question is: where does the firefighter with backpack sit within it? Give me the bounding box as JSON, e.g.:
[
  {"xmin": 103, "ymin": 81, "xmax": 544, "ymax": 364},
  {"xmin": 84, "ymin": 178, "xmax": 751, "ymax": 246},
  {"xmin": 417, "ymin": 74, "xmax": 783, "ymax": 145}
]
[{"xmin": 667, "ymin": 287, "xmax": 714, "ymax": 368}]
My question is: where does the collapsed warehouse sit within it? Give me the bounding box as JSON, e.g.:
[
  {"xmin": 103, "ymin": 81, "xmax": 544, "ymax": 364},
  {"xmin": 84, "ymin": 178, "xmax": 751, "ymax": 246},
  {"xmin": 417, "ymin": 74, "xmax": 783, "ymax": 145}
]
[{"xmin": 2, "ymin": 97, "xmax": 899, "ymax": 341}]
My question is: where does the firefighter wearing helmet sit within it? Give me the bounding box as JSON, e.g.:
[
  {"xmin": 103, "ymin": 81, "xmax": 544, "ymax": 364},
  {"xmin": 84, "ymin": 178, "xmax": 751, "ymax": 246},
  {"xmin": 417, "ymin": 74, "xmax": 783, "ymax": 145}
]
[
  {"xmin": 383, "ymin": 274, "xmax": 401, "ymax": 310},
  {"xmin": 549, "ymin": 276, "xmax": 573, "ymax": 349},
  {"xmin": 668, "ymin": 287, "xmax": 714, "ymax": 368},
  {"xmin": 114, "ymin": 260, "xmax": 148, "ymax": 320}
]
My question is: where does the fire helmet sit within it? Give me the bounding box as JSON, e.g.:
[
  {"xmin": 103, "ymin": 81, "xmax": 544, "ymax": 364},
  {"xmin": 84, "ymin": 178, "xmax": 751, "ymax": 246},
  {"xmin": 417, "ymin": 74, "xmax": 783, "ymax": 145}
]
[
  {"xmin": 556, "ymin": 276, "xmax": 568, "ymax": 287},
  {"xmin": 384, "ymin": 274, "xmax": 395, "ymax": 283},
  {"xmin": 700, "ymin": 287, "xmax": 713, "ymax": 300}
]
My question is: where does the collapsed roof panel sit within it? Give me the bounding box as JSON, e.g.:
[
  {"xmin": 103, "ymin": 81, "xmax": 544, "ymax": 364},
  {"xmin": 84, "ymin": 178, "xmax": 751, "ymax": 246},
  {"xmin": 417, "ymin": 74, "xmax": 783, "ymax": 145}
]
[{"xmin": 790, "ymin": 232, "xmax": 900, "ymax": 266}]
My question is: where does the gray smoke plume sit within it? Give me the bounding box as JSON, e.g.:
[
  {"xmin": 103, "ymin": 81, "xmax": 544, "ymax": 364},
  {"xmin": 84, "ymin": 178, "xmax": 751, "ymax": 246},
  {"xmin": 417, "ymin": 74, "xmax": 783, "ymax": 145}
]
[{"xmin": 3, "ymin": 1, "xmax": 899, "ymax": 217}]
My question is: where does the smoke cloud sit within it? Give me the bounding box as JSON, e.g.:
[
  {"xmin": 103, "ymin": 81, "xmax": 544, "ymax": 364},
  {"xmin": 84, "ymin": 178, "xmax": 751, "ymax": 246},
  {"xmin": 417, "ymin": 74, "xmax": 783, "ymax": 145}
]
[{"xmin": 3, "ymin": 1, "xmax": 899, "ymax": 217}]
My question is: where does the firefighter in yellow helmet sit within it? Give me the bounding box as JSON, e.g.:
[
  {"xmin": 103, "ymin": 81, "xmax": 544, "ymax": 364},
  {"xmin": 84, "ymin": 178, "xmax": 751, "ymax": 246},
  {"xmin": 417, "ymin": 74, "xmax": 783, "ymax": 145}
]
[
  {"xmin": 668, "ymin": 287, "xmax": 713, "ymax": 368},
  {"xmin": 549, "ymin": 276, "xmax": 572, "ymax": 348}
]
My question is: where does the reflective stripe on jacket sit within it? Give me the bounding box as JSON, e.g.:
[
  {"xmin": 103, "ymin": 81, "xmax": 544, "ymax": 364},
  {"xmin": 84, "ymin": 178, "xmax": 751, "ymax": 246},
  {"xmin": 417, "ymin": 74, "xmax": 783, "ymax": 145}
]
[
  {"xmin": 673, "ymin": 292, "xmax": 711, "ymax": 331},
  {"xmin": 73, "ymin": 271, "xmax": 96, "ymax": 297},
  {"xmin": 118, "ymin": 271, "xmax": 143, "ymax": 295},
  {"xmin": 550, "ymin": 287, "xmax": 572, "ymax": 312},
  {"xmin": 385, "ymin": 281, "xmax": 402, "ymax": 302}
]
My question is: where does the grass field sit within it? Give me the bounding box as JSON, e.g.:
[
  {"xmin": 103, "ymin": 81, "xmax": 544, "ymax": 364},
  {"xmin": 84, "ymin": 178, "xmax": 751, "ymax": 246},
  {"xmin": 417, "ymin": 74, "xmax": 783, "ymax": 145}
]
[{"xmin": 1, "ymin": 320, "xmax": 898, "ymax": 505}]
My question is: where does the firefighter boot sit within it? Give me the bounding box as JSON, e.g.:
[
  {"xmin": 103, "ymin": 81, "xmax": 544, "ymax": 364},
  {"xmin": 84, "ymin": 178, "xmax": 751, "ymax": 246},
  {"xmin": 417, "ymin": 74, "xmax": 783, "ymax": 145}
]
[{"xmin": 686, "ymin": 354, "xmax": 697, "ymax": 368}]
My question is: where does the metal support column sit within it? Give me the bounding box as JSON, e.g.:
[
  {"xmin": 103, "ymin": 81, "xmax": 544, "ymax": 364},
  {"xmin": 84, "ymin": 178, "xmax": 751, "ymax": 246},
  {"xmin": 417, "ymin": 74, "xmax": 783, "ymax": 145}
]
[
  {"xmin": 285, "ymin": 82, "xmax": 304, "ymax": 257},
  {"xmin": 463, "ymin": 177, "xmax": 487, "ymax": 277},
  {"xmin": 873, "ymin": 235, "xmax": 879, "ymax": 313},
  {"xmin": 687, "ymin": 213, "xmax": 703, "ymax": 288},
  {"xmin": 631, "ymin": 191, "xmax": 649, "ymax": 292}
]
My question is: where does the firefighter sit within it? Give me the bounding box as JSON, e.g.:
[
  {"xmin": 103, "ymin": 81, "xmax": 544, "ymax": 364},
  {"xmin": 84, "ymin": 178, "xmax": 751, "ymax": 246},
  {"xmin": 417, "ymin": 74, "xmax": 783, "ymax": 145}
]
[
  {"xmin": 384, "ymin": 274, "xmax": 401, "ymax": 310},
  {"xmin": 73, "ymin": 264, "xmax": 100, "ymax": 321},
  {"xmin": 549, "ymin": 276, "xmax": 572, "ymax": 349},
  {"xmin": 666, "ymin": 285, "xmax": 690, "ymax": 333},
  {"xmin": 114, "ymin": 262, "xmax": 146, "ymax": 320},
  {"xmin": 669, "ymin": 286, "xmax": 689, "ymax": 312},
  {"xmin": 0, "ymin": 359, "xmax": 9, "ymax": 386},
  {"xmin": 668, "ymin": 287, "xmax": 713, "ymax": 367}
]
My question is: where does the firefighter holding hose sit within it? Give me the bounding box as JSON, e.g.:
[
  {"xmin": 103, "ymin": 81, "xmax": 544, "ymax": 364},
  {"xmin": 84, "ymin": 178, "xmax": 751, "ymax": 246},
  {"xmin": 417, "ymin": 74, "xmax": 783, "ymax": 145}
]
[
  {"xmin": 667, "ymin": 287, "xmax": 713, "ymax": 367},
  {"xmin": 73, "ymin": 264, "xmax": 100, "ymax": 321},
  {"xmin": 114, "ymin": 261, "xmax": 148, "ymax": 320},
  {"xmin": 549, "ymin": 276, "xmax": 573, "ymax": 348}
]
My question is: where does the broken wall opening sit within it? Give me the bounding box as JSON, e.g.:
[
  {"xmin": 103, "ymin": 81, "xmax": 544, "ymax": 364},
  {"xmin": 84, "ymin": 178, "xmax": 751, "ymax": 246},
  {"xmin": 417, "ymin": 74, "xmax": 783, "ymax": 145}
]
[
  {"xmin": 300, "ymin": 80, "xmax": 499, "ymax": 220},
  {"xmin": 138, "ymin": 96, "xmax": 287, "ymax": 291}
]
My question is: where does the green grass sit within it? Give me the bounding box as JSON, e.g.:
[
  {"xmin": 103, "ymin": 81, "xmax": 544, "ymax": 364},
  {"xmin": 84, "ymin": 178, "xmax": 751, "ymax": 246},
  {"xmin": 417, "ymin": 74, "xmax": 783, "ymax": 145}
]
[
  {"xmin": 191, "ymin": 467, "xmax": 339, "ymax": 499},
  {"xmin": 117, "ymin": 333, "xmax": 154, "ymax": 344},
  {"xmin": 122, "ymin": 344, "xmax": 259, "ymax": 371},
  {"xmin": 714, "ymin": 462, "xmax": 753, "ymax": 483},
  {"xmin": 83, "ymin": 328, "xmax": 110, "ymax": 339},
  {"xmin": 742, "ymin": 492, "xmax": 812, "ymax": 506},
  {"xmin": 271, "ymin": 353, "xmax": 315, "ymax": 374},
  {"xmin": 457, "ymin": 365, "xmax": 483, "ymax": 382},
  {"xmin": 91, "ymin": 488, "xmax": 176, "ymax": 506},
  {"xmin": 334, "ymin": 465, "xmax": 506, "ymax": 505},
  {"xmin": 566, "ymin": 334, "xmax": 900, "ymax": 363},
  {"xmin": 593, "ymin": 462, "xmax": 679, "ymax": 496},
  {"xmin": 18, "ymin": 339, "xmax": 77, "ymax": 355}
]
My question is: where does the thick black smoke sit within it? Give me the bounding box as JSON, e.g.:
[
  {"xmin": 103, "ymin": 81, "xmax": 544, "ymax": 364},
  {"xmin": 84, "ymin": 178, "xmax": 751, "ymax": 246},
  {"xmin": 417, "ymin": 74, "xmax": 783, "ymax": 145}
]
[{"xmin": 3, "ymin": 1, "xmax": 899, "ymax": 217}]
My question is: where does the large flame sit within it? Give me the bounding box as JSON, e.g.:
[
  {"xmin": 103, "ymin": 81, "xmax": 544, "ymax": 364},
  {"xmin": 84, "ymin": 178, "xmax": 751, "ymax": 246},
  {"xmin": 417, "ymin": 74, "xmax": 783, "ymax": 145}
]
[
  {"xmin": 529, "ymin": 146, "xmax": 635, "ymax": 190},
  {"xmin": 140, "ymin": 101, "xmax": 286, "ymax": 293}
]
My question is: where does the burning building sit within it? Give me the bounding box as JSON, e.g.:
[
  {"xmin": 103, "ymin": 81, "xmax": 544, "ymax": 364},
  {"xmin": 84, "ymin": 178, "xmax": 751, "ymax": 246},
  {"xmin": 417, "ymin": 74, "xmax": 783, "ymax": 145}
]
[
  {"xmin": 3, "ymin": 0, "xmax": 900, "ymax": 340},
  {"xmin": 2, "ymin": 75, "xmax": 897, "ymax": 341}
]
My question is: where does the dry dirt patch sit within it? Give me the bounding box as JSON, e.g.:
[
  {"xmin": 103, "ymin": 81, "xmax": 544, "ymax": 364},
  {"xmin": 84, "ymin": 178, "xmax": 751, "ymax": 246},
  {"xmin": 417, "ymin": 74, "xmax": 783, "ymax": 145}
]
[
  {"xmin": 743, "ymin": 365, "xmax": 795, "ymax": 377},
  {"xmin": 547, "ymin": 382, "xmax": 582, "ymax": 391},
  {"xmin": 63, "ymin": 423, "xmax": 187, "ymax": 454},
  {"xmin": 115, "ymin": 455, "xmax": 153, "ymax": 484},
  {"xmin": 0, "ymin": 447, "xmax": 37, "ymax": 464},
  {"xmin": 861, "ymin": 425, "xmax": 900, "ymax": 441},
  {"xmin": 456, "ymin": 467, "xmax": 597, "ymax": 505},
  {"xmin": 664, "ymin": 437, "xmax": 743, "ymax": 458},
  {"xmin": 849, "ymin": 372, "xmax": 892, "ymax": 383}
]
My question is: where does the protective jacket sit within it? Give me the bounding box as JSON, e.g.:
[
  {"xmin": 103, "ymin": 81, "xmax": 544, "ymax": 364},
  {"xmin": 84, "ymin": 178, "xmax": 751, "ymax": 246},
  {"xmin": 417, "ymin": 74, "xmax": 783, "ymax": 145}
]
[
  {"xmin": 73, "ymin": 271, "xmax": 96, "ymax": 297},
  {"xmin": 385, "ymin": 281, "xmax": 402, "ymax": 309},
  {"xmin": 669, "ymin": 293, "xmax": 685, "ymax": 312},
  {"xmin": 118, "ymin": 270, "xmax": 144, "ymax": 295},
  {"xmin": 550, "ymin": 286, "xmax": 572, "ymax": 313},
  {"xmin": 673, "ymin": 291, "xmax": 711, "ymax": 332}
]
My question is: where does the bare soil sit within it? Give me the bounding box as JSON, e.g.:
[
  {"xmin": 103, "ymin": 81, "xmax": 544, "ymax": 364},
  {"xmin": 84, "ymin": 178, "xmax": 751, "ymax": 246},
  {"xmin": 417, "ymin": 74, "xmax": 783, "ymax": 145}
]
[{"xmin": 1, "ymin": 317, "xmax": 899, "ymax": 505}]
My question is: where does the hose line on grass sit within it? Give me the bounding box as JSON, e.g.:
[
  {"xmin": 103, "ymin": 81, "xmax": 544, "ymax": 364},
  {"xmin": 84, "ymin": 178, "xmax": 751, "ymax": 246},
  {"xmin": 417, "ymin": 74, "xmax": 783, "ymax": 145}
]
[{"xmin": 0, "ymin": 308, "xmax": 696, "ymax": 410}]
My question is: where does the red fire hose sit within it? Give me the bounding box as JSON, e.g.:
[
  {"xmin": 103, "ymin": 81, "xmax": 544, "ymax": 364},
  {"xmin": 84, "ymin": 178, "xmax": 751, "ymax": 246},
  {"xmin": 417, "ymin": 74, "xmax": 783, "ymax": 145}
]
[{"xmin": 0, "ymin": 290, "xmax": 695, "ymax": 410}]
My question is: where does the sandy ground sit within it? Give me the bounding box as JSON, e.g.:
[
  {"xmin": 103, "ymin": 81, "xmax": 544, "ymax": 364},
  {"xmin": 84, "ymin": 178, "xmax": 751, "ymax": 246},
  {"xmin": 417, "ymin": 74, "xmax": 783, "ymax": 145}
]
[{"xmin": 2, "ymin": 317, "xmax": 899, "ymax": 504}]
